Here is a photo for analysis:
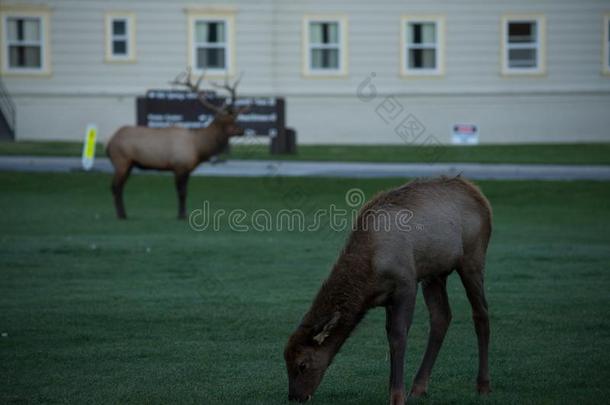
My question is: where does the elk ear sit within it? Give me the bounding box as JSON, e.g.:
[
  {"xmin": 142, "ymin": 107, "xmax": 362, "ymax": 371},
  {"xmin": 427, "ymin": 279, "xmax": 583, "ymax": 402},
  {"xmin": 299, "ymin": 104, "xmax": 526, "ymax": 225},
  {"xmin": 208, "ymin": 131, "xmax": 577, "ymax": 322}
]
[{"xmin": 312, "ymin": 311, "xmax": 341, "ymax": 345}]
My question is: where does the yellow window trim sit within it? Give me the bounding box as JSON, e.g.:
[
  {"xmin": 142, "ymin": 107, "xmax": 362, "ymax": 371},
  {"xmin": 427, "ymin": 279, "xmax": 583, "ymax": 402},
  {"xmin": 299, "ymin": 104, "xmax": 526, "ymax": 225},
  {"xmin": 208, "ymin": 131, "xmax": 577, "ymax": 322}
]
[
  {"xmin": 104, "ymin": 12, "xmax": 137, "ymax": 63},
  {"xmin": 186, "ymin": 10, "xmax": 236, "ymax": 79},
  {"xmin": 301, "ymin": 14, "xmax": 349, "ymax": 79},
  {"xmin": 603, "ymin": 13, "xmax": 610, "ymax": 76},
  {"xmin": 0, "ymin": 6, "xmax": 52, "ymax": 76},
  {"xmin": 500, "ymin": 14, "xmax": 547, "ymax": 77},
  {"xmin": 400, "ymin": 15, "xmax": 445, "ymax": 78},
  {"xmin": 0, "ymin": 4, "xmax": 52, "ymax": 12}
]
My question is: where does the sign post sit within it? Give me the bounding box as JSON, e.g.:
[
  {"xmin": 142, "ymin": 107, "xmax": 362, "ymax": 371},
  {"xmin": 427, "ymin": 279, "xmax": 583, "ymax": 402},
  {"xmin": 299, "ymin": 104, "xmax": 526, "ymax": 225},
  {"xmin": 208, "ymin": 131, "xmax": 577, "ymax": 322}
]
[{"xmin": 82, "ymin": 124, "xmax": 97, "ymax": 170}]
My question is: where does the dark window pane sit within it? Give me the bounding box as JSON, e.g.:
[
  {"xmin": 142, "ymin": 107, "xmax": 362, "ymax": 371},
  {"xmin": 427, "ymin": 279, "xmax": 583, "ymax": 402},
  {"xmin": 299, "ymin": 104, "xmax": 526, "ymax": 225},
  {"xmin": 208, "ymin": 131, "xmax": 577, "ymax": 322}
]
[
  {"xmin": 24, "ymin": 47, "xmax": 41, "ymax": 67},
  {"xmin": 322, "ymin": 23, "xmax": 329, "ymax": 43},
  {"xmin": 17, "ymin": 19, "xmax": 24, "ymax": 41},
  {"xmin": 197, "ymin": 48, "xmax": 226, "ymax": 69},
  {"xmin": 311, "ymin": 49, "xmax": 339, "ymax": 69},
  {"xmin": 195, "ymin": 21, "xmax": 225, "ymax": 43},
  {"xmin": 9, "ymin": 47, "xmax": 20, "ymax": 67},
  {"xmin": 309, "ymin": 22, "xmax": 338, "ymax": 44},
  {"xmin": 408, "ymin": 23, "xmax": 435, "ymax": 45},
  {"xmin": 112, "ymin": 40, "xmax": 127, "ymax": 55},
  {"xmin": 508, "ymin": 48, "xmax": 537, "ymax": 68},
  {"xmin": 324, "ymin": 23, "xmax": 338, "ymax": 44},
  {"xmin": 7, "ymin": 18, "xmax": 40, "ymax": 42},
  {"xmin": 409, "ymin": 49, "xmax": 436, "ymax": 69},
  {"xmin": 508, "ymin": 22, "xmax": 536, "ymax": 43},
  {"xmin": 9, "ymin": 45, "xmax": 41, "ymax": 68},
  {"xmin": 413, "ymin": 24, "xmax": 422, "ymax": 43},
  {"xmin": 208, "ymin": 22, "xmax": 218, "ymax": 42},
  {"xmin": 113, "ymin": 20, "xmax": 126, "ymax": 36}
]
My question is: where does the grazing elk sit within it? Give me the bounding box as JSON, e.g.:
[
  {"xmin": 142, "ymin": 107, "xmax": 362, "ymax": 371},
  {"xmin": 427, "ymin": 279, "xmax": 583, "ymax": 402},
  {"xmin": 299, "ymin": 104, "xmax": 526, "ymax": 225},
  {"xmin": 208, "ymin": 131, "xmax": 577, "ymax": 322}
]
[
  {"xmin": 284, "ymin": 177, "xmax": 493, "ymax": 404},
  {"xmin": 106, "ymin": 70, "xmax": 248, "ymax": 219}
]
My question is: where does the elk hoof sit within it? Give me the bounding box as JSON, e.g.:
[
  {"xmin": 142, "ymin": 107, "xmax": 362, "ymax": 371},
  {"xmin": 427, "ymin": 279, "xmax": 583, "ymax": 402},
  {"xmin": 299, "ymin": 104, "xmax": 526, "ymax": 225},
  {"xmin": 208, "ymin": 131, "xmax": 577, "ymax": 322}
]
[
  {"xmin": 477, "ymin": 380, "xmax": 491, "ymax": 395},
  {"xmin": 410, "ymin": 383, "xmax": 428, "ymax": 398},
  {"xmin": 390, "ymin": 390, "xmax": 406, "ymax": 405}
]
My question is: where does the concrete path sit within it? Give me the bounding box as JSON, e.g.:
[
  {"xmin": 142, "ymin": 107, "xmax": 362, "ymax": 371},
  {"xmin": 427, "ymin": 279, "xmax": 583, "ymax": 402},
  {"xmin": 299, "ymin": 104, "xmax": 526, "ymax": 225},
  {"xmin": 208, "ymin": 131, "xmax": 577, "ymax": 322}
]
[{"xmin": 0, "ymin": 156, "xmax": 609, "ymax": 180}]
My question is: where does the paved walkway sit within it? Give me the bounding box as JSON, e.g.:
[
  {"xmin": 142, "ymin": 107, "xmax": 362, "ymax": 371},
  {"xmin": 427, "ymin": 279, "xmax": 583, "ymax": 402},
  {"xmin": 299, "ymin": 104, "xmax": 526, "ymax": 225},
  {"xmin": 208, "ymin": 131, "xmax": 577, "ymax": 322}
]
[{"xmin": 0, "ymin": 156, "xmax": 609, "ymax": 180}]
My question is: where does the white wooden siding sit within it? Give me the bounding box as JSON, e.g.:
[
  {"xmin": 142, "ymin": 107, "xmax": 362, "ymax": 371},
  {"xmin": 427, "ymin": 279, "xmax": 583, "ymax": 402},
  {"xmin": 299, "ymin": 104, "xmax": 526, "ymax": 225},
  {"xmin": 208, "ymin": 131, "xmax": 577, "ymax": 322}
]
[{"xmin": 2, "ymin": 0, "xmax": 610, "ymax": 143}]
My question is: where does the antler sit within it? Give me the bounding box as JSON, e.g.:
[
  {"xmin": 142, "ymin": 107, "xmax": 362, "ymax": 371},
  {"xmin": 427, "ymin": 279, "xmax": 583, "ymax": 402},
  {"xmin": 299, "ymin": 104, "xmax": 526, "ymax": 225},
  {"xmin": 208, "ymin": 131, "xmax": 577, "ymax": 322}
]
[
  {"xmin": 198, "ymin": 94, "xmax": 227, "ymax": 115},
  {"xmin": 169, "ymin": 67, "xmax": 204, "ymax": 93},
  {"xmin": 209, "ymin": 72, "xmax": 243, "ymax": 112},
  {"xmin": 170, "ymin": 67, "xmax": 223, "ymax": 114},
  {"xmin": 170, "ymin": 68, "xmax": 245, "ymax": 115}
]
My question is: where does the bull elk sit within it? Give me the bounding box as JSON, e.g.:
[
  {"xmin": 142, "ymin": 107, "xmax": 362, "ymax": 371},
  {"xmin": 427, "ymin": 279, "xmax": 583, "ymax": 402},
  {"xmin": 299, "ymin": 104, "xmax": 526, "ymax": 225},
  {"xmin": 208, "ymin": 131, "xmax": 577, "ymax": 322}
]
[
  {"xmin": 106, "ymin": 69, "xmax": 248, "ymax": 219},
  {"xmin": 284, "ymin": 177, "xmax": 493, "ymax": 404}
]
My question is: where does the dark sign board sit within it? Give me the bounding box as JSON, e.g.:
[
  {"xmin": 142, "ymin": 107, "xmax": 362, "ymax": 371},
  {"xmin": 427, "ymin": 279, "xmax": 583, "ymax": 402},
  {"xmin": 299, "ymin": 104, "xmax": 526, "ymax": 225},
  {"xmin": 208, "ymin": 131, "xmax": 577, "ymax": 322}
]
[{"xmin": 136, "ymin": 90, "xmax": 285, "ymax": 137}]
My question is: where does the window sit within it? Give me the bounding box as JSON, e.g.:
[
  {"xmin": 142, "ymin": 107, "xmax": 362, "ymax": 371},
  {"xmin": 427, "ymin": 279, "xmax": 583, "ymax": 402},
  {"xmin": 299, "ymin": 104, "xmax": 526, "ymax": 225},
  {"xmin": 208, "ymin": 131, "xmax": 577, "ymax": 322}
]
[
  {"xmin": 401, "ymin": 16, "xmax": 444, "ymax": 76},
  {"xmin": 187, "ymin": 12, "xmax": 234, "ymax": 76},
  {"xmin": 602, "ymin": 13, "xmax": 610, "ymax": 75},
  {"xmin": 195, "ymin": 20, "xmax": 227, "ymax": 70},
  {"xmin": 1, "ymin": 8, "xmax": 50, "ymax": 75},
  {"xmin": 303, "ymin": 16, "xmax": 348, "ymax": 76},
  {"xmin": 309, "ymin": 22, "xmax": 340, "ymax": 70},
  {"xmin": 7, "ymin": 17, "xmax": 42, "ymax": 69},
  {"xmin": 105, "ymin": 13, "xmax": 136, "ymax": 62},
  {"xmin": 501, "ymin": 15, "xmax": 546, "ymax": 75}
]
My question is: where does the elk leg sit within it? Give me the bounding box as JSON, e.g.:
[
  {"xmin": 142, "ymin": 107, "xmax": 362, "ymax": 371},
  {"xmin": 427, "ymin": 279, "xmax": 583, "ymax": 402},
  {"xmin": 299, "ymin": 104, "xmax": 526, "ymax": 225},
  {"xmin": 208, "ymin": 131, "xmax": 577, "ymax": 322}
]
[
  {"xmin": 411, "ymin": 275, "xmax": 451, "ymax": 397},
  {"xmin": 385, "ymin": 284, "xmax": 417, "ymax": 405},
  {"xmin": 458, "ymin": 265, "xmax": 491, "ymax": 394},
  {"xmin": 111, "ymin": 165, "xmax": 132, "ymax": 219},
  {"xmin": 174, "ymin": 172, "xmax": 190, "ymax": 220}
]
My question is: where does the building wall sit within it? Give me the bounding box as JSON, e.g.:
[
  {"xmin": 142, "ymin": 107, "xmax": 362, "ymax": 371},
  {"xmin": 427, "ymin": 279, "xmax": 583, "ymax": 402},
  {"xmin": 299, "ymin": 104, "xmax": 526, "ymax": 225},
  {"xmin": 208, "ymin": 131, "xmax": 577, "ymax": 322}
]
[
  {"xmin": 287, "ymin": 93, "xmax": 610, "ymax": 144},
  {"xmin": 2, "ymin": 0, "xmax": 610, "ymax": 144}
]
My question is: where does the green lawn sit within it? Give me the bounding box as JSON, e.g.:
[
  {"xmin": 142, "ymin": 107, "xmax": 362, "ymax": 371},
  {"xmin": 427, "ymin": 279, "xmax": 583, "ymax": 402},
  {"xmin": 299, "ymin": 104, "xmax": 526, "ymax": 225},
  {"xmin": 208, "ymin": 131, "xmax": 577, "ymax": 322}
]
[
  {"xmin": 1, "ymin": 141, "xmax": 610, "ymax": 165},
  {"xmin": 1, "ymin": 172, "xmax": 609, "ymax": 404}
]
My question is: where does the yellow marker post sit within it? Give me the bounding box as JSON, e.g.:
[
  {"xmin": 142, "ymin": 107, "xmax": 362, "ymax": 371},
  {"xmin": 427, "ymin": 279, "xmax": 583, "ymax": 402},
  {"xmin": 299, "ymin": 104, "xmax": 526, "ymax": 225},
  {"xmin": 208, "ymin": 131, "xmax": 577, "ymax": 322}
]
[{"xmin": 82, "ymin": 124, "xmax": 97, "ymax": 171}]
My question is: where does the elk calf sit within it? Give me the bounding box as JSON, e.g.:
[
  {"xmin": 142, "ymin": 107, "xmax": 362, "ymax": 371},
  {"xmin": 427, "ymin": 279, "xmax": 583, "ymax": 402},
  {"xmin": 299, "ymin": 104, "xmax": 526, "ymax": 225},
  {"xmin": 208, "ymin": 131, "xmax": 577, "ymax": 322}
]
[
  {"xmin": 284, "ymin": 177, "xmax": 493, "ymax": 404},
  {"xmin": 106, "ymin": 72, "xmax": 246, "ymax": 219}
]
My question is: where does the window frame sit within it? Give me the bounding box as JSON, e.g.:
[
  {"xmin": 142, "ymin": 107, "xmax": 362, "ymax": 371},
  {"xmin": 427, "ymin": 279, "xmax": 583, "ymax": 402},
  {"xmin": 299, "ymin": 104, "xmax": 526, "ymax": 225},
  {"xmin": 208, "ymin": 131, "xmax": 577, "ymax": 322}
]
[
  {"xmin": 501, "ymin": 14, "xmax": 546, "ymax": 76},
  {"xmin": 187, "ymin": 12, "xmax": 235, "ymax": 77},
  {"xmin": 602, "ymin": 12, "xmax": 610, "ymax": 76},
  {"xmin": 0, "ymin": 7, "xmax": 51, "ymax": 75},
  {"xmin": 104, "ymin": 12, "xmax": 136, "ymax": 63},
  {"xmin": 400, "ymin": 15, "xmax": 445, "ymax": 77},
  {"xmin": 302, "ymin": 15, "xmax": 348, "ymax": 77}
]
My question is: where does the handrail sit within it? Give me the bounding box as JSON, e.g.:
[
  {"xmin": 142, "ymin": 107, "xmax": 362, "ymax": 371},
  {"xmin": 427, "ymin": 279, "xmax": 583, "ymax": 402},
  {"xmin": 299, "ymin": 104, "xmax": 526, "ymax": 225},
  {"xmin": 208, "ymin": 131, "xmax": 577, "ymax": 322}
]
[{"xmin": 0, "ymin": 77, "xmax": 16, "ymax": 135}]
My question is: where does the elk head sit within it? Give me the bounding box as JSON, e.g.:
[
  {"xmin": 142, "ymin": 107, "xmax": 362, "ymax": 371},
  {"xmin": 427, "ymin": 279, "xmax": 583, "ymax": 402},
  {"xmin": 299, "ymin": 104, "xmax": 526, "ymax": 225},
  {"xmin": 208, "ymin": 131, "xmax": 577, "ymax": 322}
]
[
  {"xmin": 171, "ymin": 68, "xmax": 249, "ymax": 137},
  {"xmin": 198, "ymin": 75, "xmax": 249, "ymax": 137},
  {"xmin": 284, "ymin": 312, "xmax": 341, "ymax": 402}
]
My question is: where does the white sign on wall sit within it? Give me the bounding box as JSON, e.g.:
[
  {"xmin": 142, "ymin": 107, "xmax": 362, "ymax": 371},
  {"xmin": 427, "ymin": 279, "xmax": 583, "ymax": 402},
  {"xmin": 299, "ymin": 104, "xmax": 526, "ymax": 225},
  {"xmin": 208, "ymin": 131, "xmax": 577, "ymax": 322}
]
[{"xmin": 452, "ymin": 123, "xmax": 479, "ymax": 145}]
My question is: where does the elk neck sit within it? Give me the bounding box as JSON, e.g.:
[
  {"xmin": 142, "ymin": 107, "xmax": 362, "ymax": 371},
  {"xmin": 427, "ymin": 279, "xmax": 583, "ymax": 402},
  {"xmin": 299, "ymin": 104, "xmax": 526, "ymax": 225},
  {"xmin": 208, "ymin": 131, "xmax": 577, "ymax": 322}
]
[
  {"xmin": 301, "ymin": 231, "xmax": 377, "ymax": 354},
  {"xmin": 193, "ymin": 118, "xmax": 230, "ymax": 158}
]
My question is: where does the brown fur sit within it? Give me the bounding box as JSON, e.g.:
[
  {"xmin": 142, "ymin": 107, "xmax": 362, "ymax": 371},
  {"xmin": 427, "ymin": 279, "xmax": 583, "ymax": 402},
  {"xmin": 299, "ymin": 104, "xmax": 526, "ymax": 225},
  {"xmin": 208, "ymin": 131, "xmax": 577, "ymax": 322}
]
[
  {"xmin": 106, "ymin": 114, "xmax": 243, "ymax": 219},
  {"xmin": 285, "ymin": 176, "xmax": 493, "ymax": 403}
]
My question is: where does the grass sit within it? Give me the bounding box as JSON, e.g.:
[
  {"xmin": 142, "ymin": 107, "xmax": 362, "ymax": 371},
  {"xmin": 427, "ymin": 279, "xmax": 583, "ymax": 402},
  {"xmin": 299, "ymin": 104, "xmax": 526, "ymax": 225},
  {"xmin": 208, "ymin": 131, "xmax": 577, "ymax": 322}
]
[
  {"xmin": 1, "ymin": 172, "xmax": 609, "ymax": 404},
  {"xmin": 1, "ymin": 140, "xmax": 610, "ymax": 165}
]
